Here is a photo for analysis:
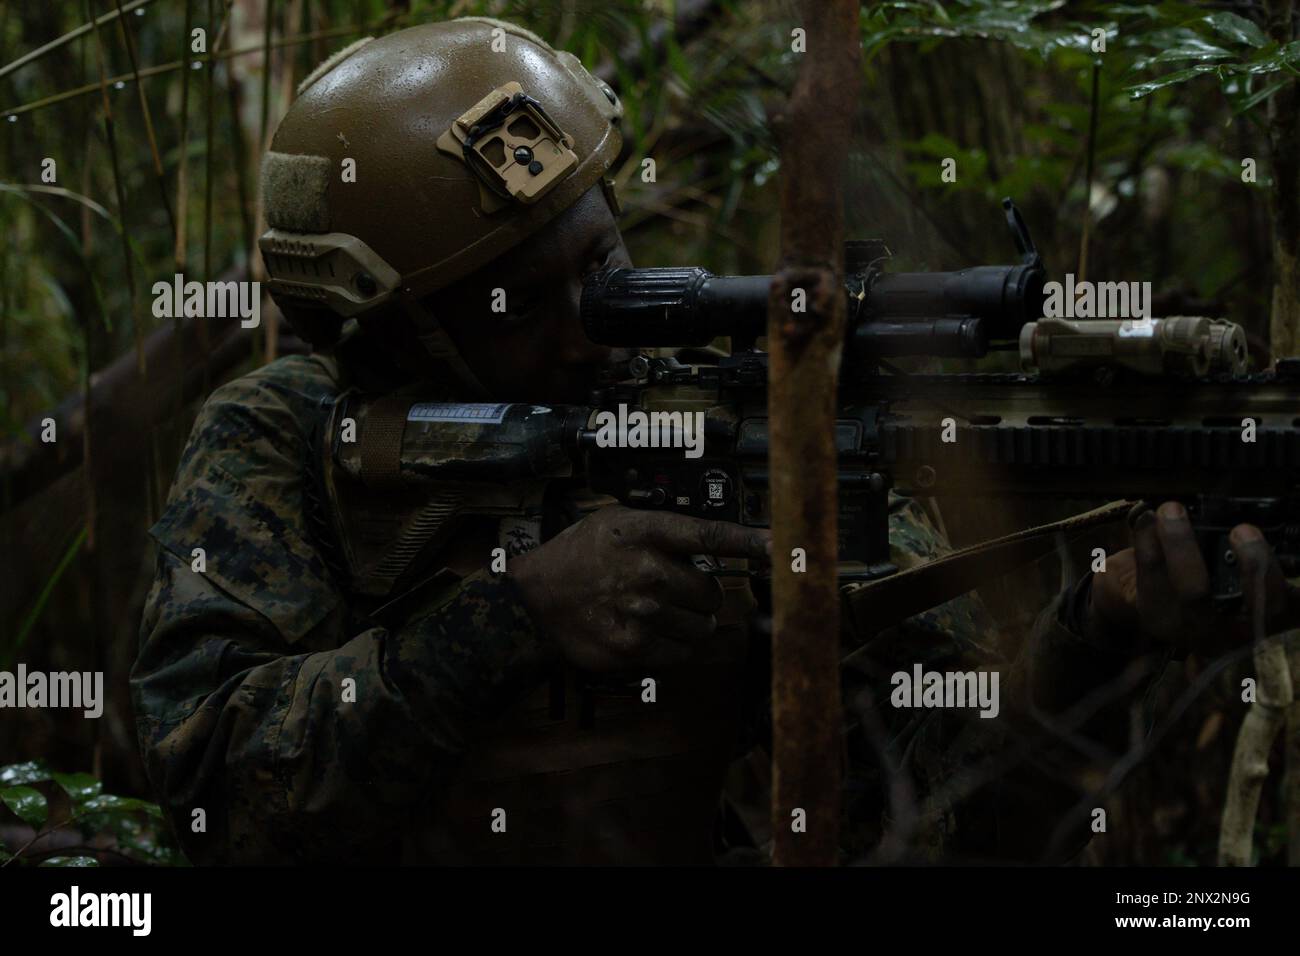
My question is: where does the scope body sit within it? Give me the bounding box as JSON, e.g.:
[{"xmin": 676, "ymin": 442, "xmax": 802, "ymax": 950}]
[{"xmin": 580, "ymin": 262, "xmax": 1046, "ymax": 359}]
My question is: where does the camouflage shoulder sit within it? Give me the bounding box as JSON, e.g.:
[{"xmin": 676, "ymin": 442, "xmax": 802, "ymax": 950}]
[
  {"xmin": 170, "ymin": 353, "xmax": 340, "ymax": 487},
  {"xmin": 206, "ymin": 352, "xmax": 342, "ymax": 417},
  {"xmin": 147, "ymin": 352, "xmax": 345, "ymax": 645}
]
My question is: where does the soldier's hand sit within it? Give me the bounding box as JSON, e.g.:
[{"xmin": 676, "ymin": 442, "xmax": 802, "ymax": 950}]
[
  {"xmin": 1086, "ymin": 501, "xmax": 1300, "ymax": 653},
  {"xmin": 507, "ymin": 505, "xmax": 770, "ymax": 672}
]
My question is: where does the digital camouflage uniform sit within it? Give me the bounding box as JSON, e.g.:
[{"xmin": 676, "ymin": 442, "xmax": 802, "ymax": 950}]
[{"xmin": 133, "ymin": 352, "xmax": 1128, "ymax": 865}]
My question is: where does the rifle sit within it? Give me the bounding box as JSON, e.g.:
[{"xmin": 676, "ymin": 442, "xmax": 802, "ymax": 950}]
[{"xmin": 316, "ymin": 200, "xmax": 1299, "ymax": 635}]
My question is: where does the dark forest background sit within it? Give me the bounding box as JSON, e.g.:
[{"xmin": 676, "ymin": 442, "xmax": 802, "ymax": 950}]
[{"xmin": 2, "ymin": 0, "xmax": 1299, "ymax": 865}]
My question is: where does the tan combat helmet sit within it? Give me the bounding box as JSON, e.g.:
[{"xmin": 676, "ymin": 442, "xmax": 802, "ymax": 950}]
[{"xmin": 257, "ymin": 17, "xmax": 623, "ymax": 385}]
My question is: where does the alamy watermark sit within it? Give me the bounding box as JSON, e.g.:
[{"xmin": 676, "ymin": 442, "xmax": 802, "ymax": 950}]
[
  {"xmin": 152, "ymin": 273, "xmax": 261, "ymax": 328},
  {"xmin": 0, "ymin": 665, "xmax": 103, "ymax": 718},
  {"xmin": 592, "ymin": 405, "xmax": 705, "ymax": 459},
  {"xmin": 890, "ymin": 663, "xmax": 1000, "ymax": 719},
  {"xmin": 50, "ymin": 886, "xmax": 151, "ymax": 936},
  {"xmin": 1042, "ymin": 273, "xmax": 1152, "ymax": 321}
]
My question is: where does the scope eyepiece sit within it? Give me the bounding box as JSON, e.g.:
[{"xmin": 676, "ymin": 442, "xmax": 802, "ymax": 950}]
[{"xmin": 581, "ymin": 267, "xmax": 770, "ymax": 346}]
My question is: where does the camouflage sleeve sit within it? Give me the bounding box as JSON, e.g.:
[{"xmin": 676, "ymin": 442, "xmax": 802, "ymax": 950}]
[
  {"xmin": 840, "ymin": 494, "xmax": 1135, "ymax": 863},
  {"xmin": 131, "ymin": 358, "xmax": 554, "ymax": 864}
]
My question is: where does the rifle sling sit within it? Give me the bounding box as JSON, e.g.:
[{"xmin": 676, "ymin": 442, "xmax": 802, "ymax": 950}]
[
  {"xmin": 359, "ymin": 396, "xmax": 409, "ymax": 488},
  {"xmin": 842, "ymin": 499, "xmax": 1136, "ymax": 638}
]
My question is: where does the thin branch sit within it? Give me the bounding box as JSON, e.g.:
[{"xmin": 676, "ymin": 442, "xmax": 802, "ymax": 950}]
[
  {"xmin": 1, "ymin": 13, "xmax": 411, "ymax": 121},
  {"xmin": 0, "ymin": 0, "xmax": 154, "ymax": 82},
  {"xmin": 1219, "ymin": 621, "xmax": 1295, "ymax": 866}
]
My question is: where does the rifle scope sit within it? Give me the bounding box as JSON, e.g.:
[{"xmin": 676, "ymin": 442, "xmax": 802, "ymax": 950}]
[{"xmin": 580, "ymin": 199, "xmax": 1047, "ymax": 359}]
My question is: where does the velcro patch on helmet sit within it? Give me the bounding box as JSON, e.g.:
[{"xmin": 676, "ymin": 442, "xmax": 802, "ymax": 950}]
[
  {"xmin": 436, "ymin": 81, "xmax": 578, "ymax": 211},
  {"xmin": 262, "ymin": 151, "xmax": 332, "ymax": 233}
]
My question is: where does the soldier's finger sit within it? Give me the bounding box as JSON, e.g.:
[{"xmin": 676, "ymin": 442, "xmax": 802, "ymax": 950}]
[
  {"xmin": 654, "ymin": 560, "xmax": 726, "ymax": 614},
  {"xmin": 647, "ymin": 603, "xmax": 718, "ymax": 645},
  {"xmin": 608, "ymin": 610, "xmax": 700, "ymax": 666},
  {"xmin": 602, "ymin": 617, "xmax": 655, "ymax": 659},
  {"xmin": 633, "ymin": 511, "xmax": 771, "ymax": 560},
  {"xmin": 1153, "ymin": 501, "xmax": 1210, "ymax": 603},
  {"xmin": 633, "ymin": 633, "xmax": 695, "ymax": 670},
  {"xmin": 1086, "ymin": 548, "xmax": 1141, "ymax": 637},
  {"xmin": 1132, "ymin": 508, "xmax": 1180, "ymax": 638},
  {"xmin": 1230, "ymin": 524, "xmax": 1295, "ymax": 635}
]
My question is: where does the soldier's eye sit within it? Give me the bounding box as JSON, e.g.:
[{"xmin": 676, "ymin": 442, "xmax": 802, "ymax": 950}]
[{"xmin": 502, "ymin": 294, "xmax": 542, "ymax": 324}]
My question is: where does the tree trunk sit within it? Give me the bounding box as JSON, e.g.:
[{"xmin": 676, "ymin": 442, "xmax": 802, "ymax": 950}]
[{"xmin": 767, "ymin": 0, "xmax": 861, "ymax": 867}]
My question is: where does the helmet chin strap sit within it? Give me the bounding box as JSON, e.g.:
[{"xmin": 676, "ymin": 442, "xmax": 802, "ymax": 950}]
[
  {"xmin": 398, "ymin": 294, "xmax": 492, "ymax": 399},
  {"xmin": 600, "ymin": 176, "xmax": 622, "ymax": 218}
]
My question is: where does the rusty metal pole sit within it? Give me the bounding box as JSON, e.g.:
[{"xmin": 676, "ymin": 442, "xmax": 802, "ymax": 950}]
[{"xmin": 767, "ymin": 0, "xmax": 861, "ymax": 867}]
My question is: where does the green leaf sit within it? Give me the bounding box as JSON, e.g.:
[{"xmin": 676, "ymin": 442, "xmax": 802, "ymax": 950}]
[
  {"xmin": 0, "ymin": 760, "xmax": 52, "ymax": 787},
  {"xmin": 50, "ymin": 771, "xmax": 102, "ymax": 806},
  {"xmin": 1240, "ymin": 39, "xmax": 1300, "ymax": 75},
  {"xmin": 0, "ymin": 184, "xmax": 147, "ymax": 335},
  {"xmin": 1150, "ymin": 36, "xmax": 1232, "ymax": 66},
  {"xmin": 1202, "ymin": 12, "xmax": 1268, "ymax": 50},
  {"xmin": 1231, "ymin": 78, "xmax": 1288, "ymax": 114},
  {"xmin": 82, "ymin": 794, "xmax": 163, "ymax": 818},
  {"xmin": 1127, "ymin": 63, "xmax": 1222, "ymax": 98},
  {"xmin": 1161, "ymin": 142, "xmax": 1241, "ymax": 179},
  {"xmin": 858, "ymin": 0, "xmax": 1091, "ymax": 62},
  {"xmin": 39, "ymin": 856, "xmax": 99, "ymax": 867},
  {"xmin": 1, "ymin": 785, "xmax": 49, "ymax": 828},
  {"xmin": 905, "ymin": 131, "xmax": 964, "ymax": 158},
  {"xmin": 1130, "ymin": 27, "xmax": 1230, "ymax": 70}
]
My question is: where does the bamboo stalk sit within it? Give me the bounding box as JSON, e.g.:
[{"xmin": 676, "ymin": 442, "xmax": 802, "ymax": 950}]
[
  {"xmin": 87, "ymin": 3, "xmax": 140, "ymax": 380},
  {"xmin": 266, "ymin": 0, "xmax": 303, "ymax": 367},
  {"xmin": 225, "ymin": 47, "xmax": 255, "ymax": 274},
  {"xmin": 201, "ymin": 0, "xmax": 218, "ymax": 396},
  {"xmin": 172, "ymin": 0, "xmax": 193, "ymax": 465},
  {"xmin": 175, "ymin": 0, "xmax": 193, "ymax": 273},
  {"xmin": 89, "ymin": 0, "xmax": 158, "ymax": 521},
  {"xmin": 259, "ymin": 0, "xmax": 275, "ymax": 155},
  {"xmin": 1077, "ymin": 60, "xmax": 1101, "ymax": 287},
  {"xmin": 112, "ymin": 0, "xmax": 176, "ymax": 238},
  {"xmin": 1264, "ymin": 0, "xmax": 1300, "ymax": 361},
  {"xmin": 247, "ymin": 0, "xmax": 275, "ymax": 369}
]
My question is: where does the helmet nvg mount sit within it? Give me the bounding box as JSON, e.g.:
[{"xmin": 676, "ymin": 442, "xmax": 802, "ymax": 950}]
[{"xmin": 257, "ymin": 17, "xmax": 624, "ymax": 382}]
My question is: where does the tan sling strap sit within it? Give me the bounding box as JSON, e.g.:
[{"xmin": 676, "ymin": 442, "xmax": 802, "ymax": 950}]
[{"xmin": 842, "ymin": 499, "xmax": 1138, "ymax": 638}]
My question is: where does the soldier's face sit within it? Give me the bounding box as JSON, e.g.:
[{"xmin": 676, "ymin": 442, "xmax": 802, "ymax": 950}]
[{"xmin": 432, "ymin": 185, "xmax": 632, "ymax": 403}]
